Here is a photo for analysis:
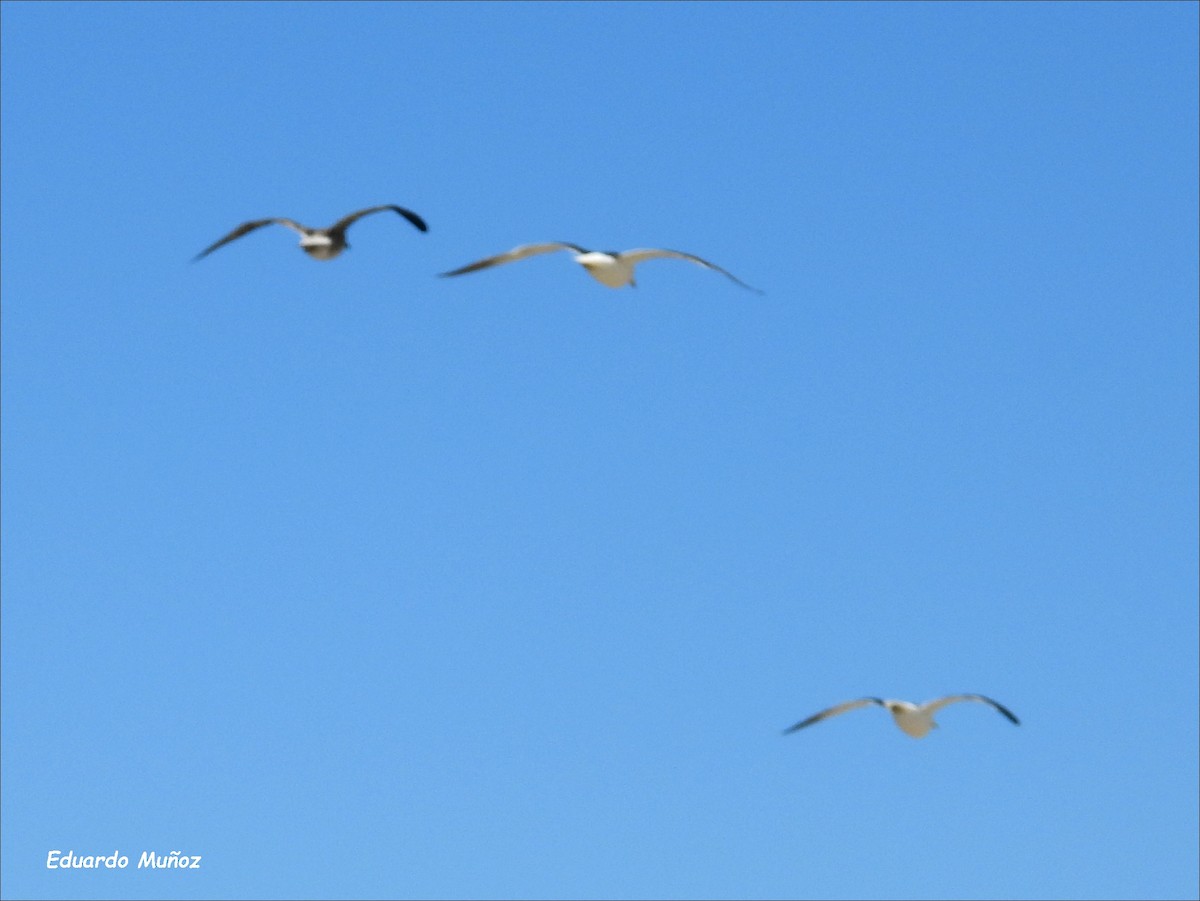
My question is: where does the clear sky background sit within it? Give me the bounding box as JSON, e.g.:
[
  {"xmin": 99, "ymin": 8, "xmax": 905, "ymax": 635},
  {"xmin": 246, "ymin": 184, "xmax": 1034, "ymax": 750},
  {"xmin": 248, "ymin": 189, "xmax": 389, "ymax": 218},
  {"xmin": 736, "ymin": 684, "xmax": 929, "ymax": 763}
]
[{"xmin": 2, "ymin": 2, "xmax": 1197, "ymax": 899}]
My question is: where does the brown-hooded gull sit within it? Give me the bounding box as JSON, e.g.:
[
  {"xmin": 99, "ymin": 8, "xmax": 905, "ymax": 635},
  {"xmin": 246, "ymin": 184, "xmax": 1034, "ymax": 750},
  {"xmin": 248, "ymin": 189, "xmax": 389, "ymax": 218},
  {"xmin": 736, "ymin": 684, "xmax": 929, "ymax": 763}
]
[{"xmin": 193, "ymin": 205, "xmax": 428, "ymax": 261}]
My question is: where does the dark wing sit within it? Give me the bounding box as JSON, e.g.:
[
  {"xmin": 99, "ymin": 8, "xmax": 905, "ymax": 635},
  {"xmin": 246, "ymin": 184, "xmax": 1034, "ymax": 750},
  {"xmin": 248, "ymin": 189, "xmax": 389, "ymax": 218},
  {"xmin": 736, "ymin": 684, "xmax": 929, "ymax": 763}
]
[
  {"xmin": 782, "ymin": 697, "xmax": 885, "ymax": 735},
  {"xmin": 619, "ymin": 248, "xmax": 763, "ymax": 294},
  {"xmin": 329, "ymin": 205, "xmax": 428, "ymax": 235},
  {"xmin": 924, "ymin": 694, "xmax": 1021, "ymax": 726},
  {"xmin": 192, "ymin": 218, "xmax": 306, "ymax": 261},
  {"xmin": 438, "ymin": 242, "xmax": 587, "ymax": 278}
]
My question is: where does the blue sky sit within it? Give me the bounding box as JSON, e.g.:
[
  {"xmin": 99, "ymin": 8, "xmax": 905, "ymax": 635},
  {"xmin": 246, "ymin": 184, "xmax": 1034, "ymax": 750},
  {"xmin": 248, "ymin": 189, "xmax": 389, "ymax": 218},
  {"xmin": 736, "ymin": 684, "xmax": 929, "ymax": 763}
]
[{"xmin": 1, "ymin": 2, "xmax": 1197, "ymax": 899}]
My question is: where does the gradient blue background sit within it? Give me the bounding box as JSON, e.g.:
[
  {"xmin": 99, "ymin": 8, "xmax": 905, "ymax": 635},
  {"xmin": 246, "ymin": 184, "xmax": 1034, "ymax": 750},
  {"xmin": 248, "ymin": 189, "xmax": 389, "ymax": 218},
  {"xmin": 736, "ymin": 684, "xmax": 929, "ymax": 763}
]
[{"xmin": 2, "ymin": 2, "xmax": 1197, "ymax": 899}]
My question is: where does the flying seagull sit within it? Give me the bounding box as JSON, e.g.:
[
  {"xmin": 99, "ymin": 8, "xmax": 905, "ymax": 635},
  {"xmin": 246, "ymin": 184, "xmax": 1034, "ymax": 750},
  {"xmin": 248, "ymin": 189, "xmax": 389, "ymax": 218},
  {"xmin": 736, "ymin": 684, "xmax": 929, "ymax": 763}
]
[
  {"xmin": 193, "ymin": 205, "xmax": 428, "ymax": 262},
  {"xmin": 783, "ymin": 695, "xmax": 1020, "ymax": 739},
  {"xmin": 438, "ymin": 242, "xmax": 762, "ymax": 293}
]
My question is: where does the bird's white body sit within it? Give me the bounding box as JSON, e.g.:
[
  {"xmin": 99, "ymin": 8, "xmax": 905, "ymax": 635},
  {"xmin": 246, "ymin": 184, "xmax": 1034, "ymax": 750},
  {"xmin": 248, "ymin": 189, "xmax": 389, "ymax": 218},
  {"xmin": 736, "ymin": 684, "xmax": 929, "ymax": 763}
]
[
  {"xmin": 883, "ymin": 701, "xmax": 940, "ymax": 738},
  {"xmin": 574, "ymin": 251, "xmax": 636, "ymax": 288},
  {"xmin": 299, "ymin": 232, "xmax": 340, "ymax": 260},
  {"xmin": 784, "ymin": 694, "xmax": 1020, "ymax": 740}
]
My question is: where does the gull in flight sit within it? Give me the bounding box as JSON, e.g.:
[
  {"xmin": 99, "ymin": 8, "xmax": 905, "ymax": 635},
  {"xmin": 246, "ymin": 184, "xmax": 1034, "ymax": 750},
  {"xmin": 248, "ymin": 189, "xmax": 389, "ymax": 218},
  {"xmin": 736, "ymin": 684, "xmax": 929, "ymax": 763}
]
[
  {"xmin": 438, "ymin": 242, "xmax": 762, "ymax": 293},
  {"xmin": 193, "ymin": 205, "xmax": 428, "ymax": 261},
  {"xmin": 783, "ymin": 695, "xmax": 1020, "ymax": 739}
]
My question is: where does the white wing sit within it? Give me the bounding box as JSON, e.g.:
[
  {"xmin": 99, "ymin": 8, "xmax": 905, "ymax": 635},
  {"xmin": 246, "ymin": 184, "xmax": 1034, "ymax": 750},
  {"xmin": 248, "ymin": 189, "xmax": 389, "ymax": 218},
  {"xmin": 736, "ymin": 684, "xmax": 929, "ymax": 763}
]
[
  {"xmin": 922, "ymin": 694, "xmax": 1020, "ymax": 725},
  {"xmin": 438, "ymin": 242, "xmax": 587, "ymax": 278},
  {"xmin": 618, "ymin": 248, "xmax": 763, "ymax": 294},
  {"xmin": 783, "ymin": 697, "xmax": 885, "ymax": 735}
]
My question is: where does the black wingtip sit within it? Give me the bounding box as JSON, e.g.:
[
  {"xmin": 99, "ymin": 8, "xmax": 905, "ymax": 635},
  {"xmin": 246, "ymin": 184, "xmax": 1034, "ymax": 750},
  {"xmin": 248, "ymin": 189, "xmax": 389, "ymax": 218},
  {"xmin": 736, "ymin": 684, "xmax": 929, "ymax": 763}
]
[
  {"xmin": 979, "ymin": 695, "xmax": 1021, "ymax": 725},
  {"xmin": 782, "ymin": 717, "xmax": 817, "ymax": 735},
  {"xmin": 394, "ymin": 206, "xmax": 429, "ymax": 233}
]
